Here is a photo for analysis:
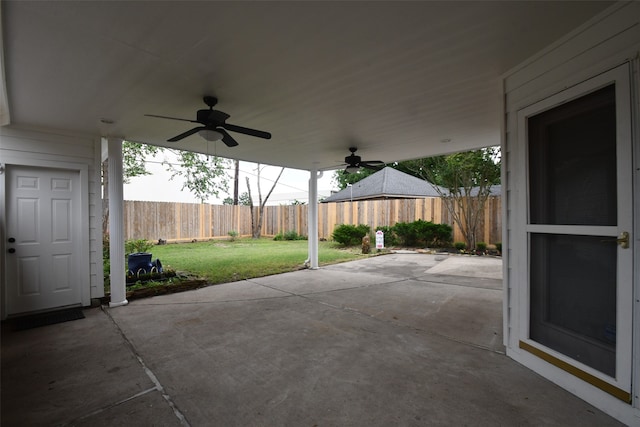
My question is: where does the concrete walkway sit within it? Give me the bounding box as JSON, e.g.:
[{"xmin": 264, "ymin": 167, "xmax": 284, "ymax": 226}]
[{"xmin": 1, "ymin": 254, "xmax": 625, "ymax": 426}]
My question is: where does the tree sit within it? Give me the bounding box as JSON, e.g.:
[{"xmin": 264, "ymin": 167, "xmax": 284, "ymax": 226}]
[
  {"xmin": 332, "ymin": 167, "xmax": 378, "ymax": 190},
  {"xmin": 233, "ymin": 159, "xmax": 240, "ymax": 205},
  {"xmin": 238, "ymin": 192, "xmax": 252, "ymax": 206},
  {"xmin": 103, "ymin": 141, "xmax": 231, "ymax": 237},
  {"xmin": 102, "ymin": 141, "xmax": 162, "ymax": 236},
  {"xmin": 245, "ymin": 165, "xmax": 285, "ymax": 238},
  {"xmin": 163, "ymin": 151, "xmax": 230, "ymax": 203},
  {"xmin": 224, "ymin": 192, "xmax": 252, "ymax": 206},
  {"xmin": 401, "ymin": 147, "xmax": 501, "ymax": 250},
  {"xmin": 122, "ymin": 142, "xmax": 162, "ymax": 183}
]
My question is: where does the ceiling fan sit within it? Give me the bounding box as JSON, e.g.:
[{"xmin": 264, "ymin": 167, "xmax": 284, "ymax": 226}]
[
  {"xmin": 145, "ymin": 96, "xmax": 271, "ymax": 147},
  {"xmin": 343, "ymin": 147, "xmax": 385, "ymax": 174}
]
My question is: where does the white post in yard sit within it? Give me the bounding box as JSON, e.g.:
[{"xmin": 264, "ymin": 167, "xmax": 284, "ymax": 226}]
[
  {"xmin": 307, "ymin": 166, "xmax": 321, "ymax": 270},
  {"xmin": 107, "ymin": 137, "xmax": 128, "ymax": 308}
]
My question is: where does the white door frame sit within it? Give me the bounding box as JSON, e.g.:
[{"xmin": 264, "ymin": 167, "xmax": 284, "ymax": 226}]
[
  {"xmin": 0, "ymin": 156, "xmax": 90, "ymax": 319},
  {"xmin": 514, "ymin": 64, "xmax": 635, "ymax": 403}
]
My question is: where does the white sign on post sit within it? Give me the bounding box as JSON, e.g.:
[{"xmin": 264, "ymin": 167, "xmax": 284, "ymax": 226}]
[{"xmin": 375, "ymin": 230, "xmax": 384, "ymax": 249}]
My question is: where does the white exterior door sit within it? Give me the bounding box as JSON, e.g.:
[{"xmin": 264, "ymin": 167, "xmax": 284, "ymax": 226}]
[
  {"xmin": 5, "ymin": 165, "xmax": 82, "ymax": 315},
  {"xmin": 517, "ymin": 65, "xmax": 633, "ymax": 402}
]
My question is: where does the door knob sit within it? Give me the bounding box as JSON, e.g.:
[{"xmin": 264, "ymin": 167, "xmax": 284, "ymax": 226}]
[
  {"xmin": 617, "ymin": 231, "xmax": 630, "ymax": 249},
  {"xmin": 8, "ymin": 248, "xmax": 15, "ymax": 254},
  {"xmin": 601, "ymin": 231, "xmax": 629, "ymax": 249},
  {"xmin": 8, "ymin": 237, "xmax": 15, "ymax": 243},
  {"xmin": 601, "ymin": 232, "xmax": 629, "ymax": 249}
]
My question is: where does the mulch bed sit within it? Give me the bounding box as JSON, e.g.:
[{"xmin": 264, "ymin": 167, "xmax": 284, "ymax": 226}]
[{"xmin": 102, "ymin": 279, "xmax": 210, "ymax": 303}]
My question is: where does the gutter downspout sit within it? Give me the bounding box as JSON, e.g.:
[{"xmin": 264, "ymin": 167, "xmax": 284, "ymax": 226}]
[{"xmin": 306, "ymin": 167, "xmax": 322, "ymax": 269}]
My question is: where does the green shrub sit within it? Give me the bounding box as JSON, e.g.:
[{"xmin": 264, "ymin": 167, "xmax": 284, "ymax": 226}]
[
  {"xmin": 393, "ymin": 221, "xmax": 417, "ymax": 246},
  {"xmin": 275, "ymin": 231, "xmax": 307, "ymax": 241},
  {"xmin": 103, "ymin": 234, "xmax": 110, "ymax": 259},
  {"xmin": 432, "ymin": 223, "xmax": 453, "ymax": 247},
  {"xmin": 476, "ymin": 242, "xmax": 487, "ymax": 252},
  {"xmin": 412, "ymin": 219, "xmax": 432, "ymax": 245},
  {"xmin": 125, "ymin": 239, "xmax": 154, "ymax": 255},
  {"xmin": 412, "ymin": 219, "xmax": 453, "ymax": 247},
  {"xmin": 454, "ymin": 242, "xmax": 467, "ymax": 252},
  {"xmin": 103, "ymin": 258, "xmax": 110, "ymax": 279},
  {"xmin": 228, "ymin": 230, "xmax": 239, "ymax": 241},
  {"xmin": 495, "ymin": 242, "xmax": 502, "ymax": 253},
  {"xmin": 284, "ymin": 230, "xmax": 301, "ymax": 241},
  {"xmin": 391, "ymin": 220, "xmax": 452, "ymax": 248},
  {"xmin": 332, "ymin": 224, "xmax": 370, "ymax": 246}
]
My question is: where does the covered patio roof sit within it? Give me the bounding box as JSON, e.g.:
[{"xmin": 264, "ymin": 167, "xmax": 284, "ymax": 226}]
[{"xmin": 0, "ymin": 1, "xmax": 614, "ymax": 170}]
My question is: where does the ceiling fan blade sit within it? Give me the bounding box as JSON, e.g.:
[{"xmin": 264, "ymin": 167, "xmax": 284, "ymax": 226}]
[
  {"xmin": 223, "ymin": 123, "xmax": 272, "ymax": 139},
  {"xmin": 361, "ymin": 162, "xmax": 384, "ymax": 171},
  {"xmin": 167, "ymin": 126, "xmax": 205, "ymax": 142},
  {"xmin": 218, "ymin": 128, "xmax": 239, "ymax": 147},
  {"xmin": 145, "ymin": 114, "xmax": 199, "ymax": 124}
]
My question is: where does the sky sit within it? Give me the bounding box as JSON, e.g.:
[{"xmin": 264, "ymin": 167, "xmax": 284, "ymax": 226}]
[{"xmin": 123, "ymin": 151, "xmax": 338, "ymax": 205}]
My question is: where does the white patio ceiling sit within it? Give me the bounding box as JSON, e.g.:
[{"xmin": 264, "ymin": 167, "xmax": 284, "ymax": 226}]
[{"xmin": 1, "ymin": 1, "xmax": 613, "ymax": 171}]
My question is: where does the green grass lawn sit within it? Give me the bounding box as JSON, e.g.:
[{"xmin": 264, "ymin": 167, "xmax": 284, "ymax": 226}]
[{"xmin": 145, "ymin": 238, "xmax": 370, "ymax": 286}]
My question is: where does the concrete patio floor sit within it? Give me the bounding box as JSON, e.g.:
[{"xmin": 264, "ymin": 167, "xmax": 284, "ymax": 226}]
[{"xmin": 1, "ymin": 253, "xmax": 625, "ymax": 426}]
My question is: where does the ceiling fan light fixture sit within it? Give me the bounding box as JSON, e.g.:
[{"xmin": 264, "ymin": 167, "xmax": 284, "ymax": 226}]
[
  {"xmin": 198, "ymin": 129, "xmax": 223, "ymax": 141},
  {"xmin": 345, "ymin": 165, "xmax": 360, "ymax": 174}
]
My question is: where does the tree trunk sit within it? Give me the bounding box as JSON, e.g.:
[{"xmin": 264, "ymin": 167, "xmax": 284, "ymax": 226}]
[
  {"xmin": 444, "ymin": 191, "xmax": 491, "ymax": 250},
  {"xmin": 245, "ymin": 165, "xmax": 285, "ymax": 239},
  {"xmin": 233, "ymin": 159, "xmax": 239, "ymax": 205},
  {"xmin": 246, "ymin": 176, "xmax": 257, "ymax": 237},
  {"xmin": 255, "ymin": 205, "xmax": 265, "ymax": 238}
]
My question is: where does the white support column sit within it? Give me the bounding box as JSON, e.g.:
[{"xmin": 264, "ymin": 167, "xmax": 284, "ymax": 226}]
[
  {"xmin": 307, "ymin": 166, "xmax": 321, "ymax": 270},
  {"xmin": 107, "ymin": 137, "xmax": 128, "ymax": 308}
]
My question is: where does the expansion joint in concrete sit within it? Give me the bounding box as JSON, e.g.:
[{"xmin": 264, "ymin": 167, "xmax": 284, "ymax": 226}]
[{"xmin": 101, "ymin": 306, "xmax": 191, "ymax": 427}]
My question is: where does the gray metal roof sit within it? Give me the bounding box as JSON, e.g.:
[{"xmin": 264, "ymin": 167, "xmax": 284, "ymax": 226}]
[
  {"xmin": 469, "ymin": 184, "xmax": 502, "ymax": 197},
  {"xmin": 322, "ymin": 167, "xmax": 444, "ymax": 202}
]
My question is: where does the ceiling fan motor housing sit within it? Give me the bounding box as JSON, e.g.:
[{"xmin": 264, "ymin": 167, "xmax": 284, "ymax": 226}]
[
  {"xmin": 197, "ymin": 109, "xmax": 229, "ymax": 125},
  {"xmin": 346, "ymin": 154, "xmax": 361, "ymax": 165}
]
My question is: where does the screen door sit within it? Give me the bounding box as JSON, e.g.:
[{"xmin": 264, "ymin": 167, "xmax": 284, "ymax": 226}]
[{"xmin": 522, "ymin": 65, "xmax": 633, "ymax": 401}]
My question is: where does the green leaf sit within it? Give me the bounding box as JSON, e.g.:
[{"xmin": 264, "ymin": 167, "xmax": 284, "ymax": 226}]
[{"xmin": 164, "ymin": 151, "xmax": 231, "ymax": 203}]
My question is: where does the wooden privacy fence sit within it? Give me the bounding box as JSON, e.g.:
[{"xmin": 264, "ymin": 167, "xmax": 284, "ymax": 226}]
[{"xmin": 123, "ymin": 197, "xmax": 502, "ymax": 245}]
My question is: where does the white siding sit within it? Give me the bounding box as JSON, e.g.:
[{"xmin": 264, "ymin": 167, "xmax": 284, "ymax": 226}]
[
  {"xmin": 0, "ymin": 125, "xmax": 104, "ymax": 304},
  {"xmin": 502, "ymin": 2, "xmax": 640, "ymax": 424}
]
